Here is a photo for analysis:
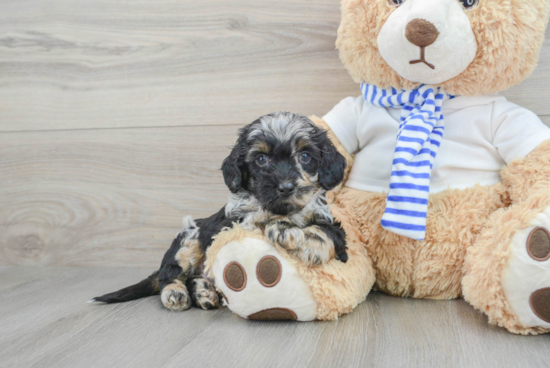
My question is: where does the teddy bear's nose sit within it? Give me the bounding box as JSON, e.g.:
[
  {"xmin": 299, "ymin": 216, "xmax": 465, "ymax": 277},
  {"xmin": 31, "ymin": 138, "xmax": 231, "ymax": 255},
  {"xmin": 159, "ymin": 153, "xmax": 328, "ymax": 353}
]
[{"xmin": 405, "ymin": 19, "xmax": 440, "ymax": 48}]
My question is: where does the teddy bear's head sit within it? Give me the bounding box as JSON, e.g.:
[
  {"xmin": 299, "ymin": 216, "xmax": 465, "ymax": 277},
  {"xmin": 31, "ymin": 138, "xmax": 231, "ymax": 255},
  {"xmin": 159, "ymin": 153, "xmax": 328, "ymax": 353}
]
[{"xmin": 337, "ymin": 0, "xmax": 550, "ymax": 95}]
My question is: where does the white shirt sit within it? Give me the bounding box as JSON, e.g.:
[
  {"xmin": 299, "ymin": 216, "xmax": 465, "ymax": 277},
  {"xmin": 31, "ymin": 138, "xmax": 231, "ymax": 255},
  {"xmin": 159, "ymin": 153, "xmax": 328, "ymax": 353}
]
[{"xmin": 323, "ymin": 95, "xmax": 550, "ymax": 193}]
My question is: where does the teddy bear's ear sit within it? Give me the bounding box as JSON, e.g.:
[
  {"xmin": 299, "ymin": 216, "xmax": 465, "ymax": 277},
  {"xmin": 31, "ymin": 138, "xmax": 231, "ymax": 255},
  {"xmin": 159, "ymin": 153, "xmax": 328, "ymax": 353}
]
[
  {"xmin": 221, "ymin": 129, "xmax": 249, "ymax": 193},
  {"xmin": 318, "ymin": 133, "xmax": 346, "ymax": 191}
]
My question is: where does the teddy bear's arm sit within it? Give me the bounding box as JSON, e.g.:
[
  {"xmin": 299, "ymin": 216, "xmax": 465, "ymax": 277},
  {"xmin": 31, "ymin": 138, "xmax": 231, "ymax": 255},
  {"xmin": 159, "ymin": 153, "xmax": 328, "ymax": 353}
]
[
  {"xmin": 488, "ymin": 99, "xmax": 550, "ymax": 201},
  {"xmin": 501, "ymin": 139, "xmax": 550, "ymax": 203}
]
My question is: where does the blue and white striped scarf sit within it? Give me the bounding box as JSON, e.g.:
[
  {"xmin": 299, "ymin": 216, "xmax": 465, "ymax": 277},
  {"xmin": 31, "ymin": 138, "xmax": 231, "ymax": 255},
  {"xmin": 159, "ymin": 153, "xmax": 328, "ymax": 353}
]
[{"xmin": 361, "ymin": 84, "xmax": 452, "ymax": 241}]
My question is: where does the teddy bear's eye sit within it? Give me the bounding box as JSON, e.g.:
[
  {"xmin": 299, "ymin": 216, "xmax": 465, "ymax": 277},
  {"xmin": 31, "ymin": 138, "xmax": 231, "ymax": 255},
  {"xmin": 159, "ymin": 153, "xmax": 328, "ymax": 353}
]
[
  {"xmin": 389, "ymin": 0, "xmax": 405, "ymax": 7},
  {"xmin": 459, "ymin": 0, "xmax": 479, "ymax": 9}
]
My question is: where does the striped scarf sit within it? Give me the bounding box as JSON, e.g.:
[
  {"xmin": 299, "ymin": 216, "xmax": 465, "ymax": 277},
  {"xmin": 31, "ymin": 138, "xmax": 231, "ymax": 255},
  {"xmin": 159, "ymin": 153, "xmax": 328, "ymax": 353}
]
[{"xmin": 361, "ymin": 84, "xmax": 452, "ymax": 241}]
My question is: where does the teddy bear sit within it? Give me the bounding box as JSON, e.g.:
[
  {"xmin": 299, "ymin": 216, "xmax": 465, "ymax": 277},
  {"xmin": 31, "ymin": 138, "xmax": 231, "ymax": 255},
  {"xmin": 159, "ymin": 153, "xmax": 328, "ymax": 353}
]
[{"xmin": 205, "ymin": 0, "xmax": 550, "ymax": 335}]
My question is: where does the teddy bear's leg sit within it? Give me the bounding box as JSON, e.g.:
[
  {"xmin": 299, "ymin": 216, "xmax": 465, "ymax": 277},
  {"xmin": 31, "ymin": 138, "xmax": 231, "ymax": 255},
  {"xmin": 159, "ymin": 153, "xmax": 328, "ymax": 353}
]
[
  {"xmin": 209, "ymin": 234, "xmax": 319, "ymax": 321},
  {"xmin": 463, "ymin": 198, "xmax": 550, "ymax": 334},
  {"xmin": 463, "ymin": 141, "xmax": 550, "ymax": 335},
  {"xmin": 204, "ymin": 201, "xmax": 375, "ymax": 321}
]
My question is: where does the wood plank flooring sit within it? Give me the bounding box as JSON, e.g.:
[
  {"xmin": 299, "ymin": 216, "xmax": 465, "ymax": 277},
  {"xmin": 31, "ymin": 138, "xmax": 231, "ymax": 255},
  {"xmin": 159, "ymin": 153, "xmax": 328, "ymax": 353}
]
[{"xmin": 0, "ymin": 266, "xmax": 549, "ymax": 368}]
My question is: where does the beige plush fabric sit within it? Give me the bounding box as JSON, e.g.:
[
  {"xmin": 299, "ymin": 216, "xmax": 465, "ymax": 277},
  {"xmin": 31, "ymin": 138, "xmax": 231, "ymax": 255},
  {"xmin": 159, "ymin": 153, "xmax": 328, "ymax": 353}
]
[
  {"xmin": 334, "ymin": 184, "xmax": 508, "ymax": 300},
  {"xmin": 501, "ymin": 140, "xmax": 550, "ymax": 203},
  {"xmin": 337, "ymin": 0, "xmax": 550, "ymax": 96}
]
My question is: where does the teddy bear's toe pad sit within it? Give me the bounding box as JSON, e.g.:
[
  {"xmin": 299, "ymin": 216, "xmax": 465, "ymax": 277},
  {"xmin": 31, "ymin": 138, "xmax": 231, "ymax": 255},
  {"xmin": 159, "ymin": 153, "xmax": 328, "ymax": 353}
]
[
  {"xmin": 213, "ymin": 238, "xmax": 317, "ymax": 321},
  {"xmin": 530, "ymin": 288, "xmax": 550, "ymax": 323},
  {"xmin": 501, "ymin": 209, "xmax": 550, "ymax": 329},
  {"xmin": 223, "ymin": 262, "xmax": 247, "ymax": 291},
  {"xmin": 527, "ymin": 227, "xmax": 550, "ymax": 261},
  {"xmin": 256, "ymin": 256, "xmax": 282, "ymax": 287}
]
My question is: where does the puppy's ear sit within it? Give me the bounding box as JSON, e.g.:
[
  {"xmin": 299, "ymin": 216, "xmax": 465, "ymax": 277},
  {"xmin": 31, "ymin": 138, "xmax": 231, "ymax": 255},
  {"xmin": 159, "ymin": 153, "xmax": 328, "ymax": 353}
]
[
  {"xmin": 318, "ymin": 133, "xmax": 346, "ymax": 191},
  {"xmin": 221, "ymin": 132, "xmax": 248, "ymax": 193}
]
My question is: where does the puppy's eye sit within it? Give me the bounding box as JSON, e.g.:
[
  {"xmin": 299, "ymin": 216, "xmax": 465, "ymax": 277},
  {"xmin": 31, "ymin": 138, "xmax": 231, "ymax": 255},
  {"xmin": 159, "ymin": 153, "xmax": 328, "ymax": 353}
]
[
  {"xmin": 256, "ymin": 154, "xmax": 268, "ymax": 166},
  {"xmin": 299, "ymin": 152, "xmax": 312, "ymax": 164},
  {"xmin": 459, "ymin": 0, "xmax": 478, "ymax": 9},
  {"xmin": 389, "ymin": 0, "xmax": 406, "ymax": 7}
]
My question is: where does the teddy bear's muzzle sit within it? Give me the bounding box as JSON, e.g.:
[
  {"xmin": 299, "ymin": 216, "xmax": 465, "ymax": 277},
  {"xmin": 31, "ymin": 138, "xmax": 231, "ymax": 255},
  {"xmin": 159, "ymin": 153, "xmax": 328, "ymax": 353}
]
[
  {"xmin": 405, "ymin": 18, "xmax": 439, "ymax": 70},
  {"xmin": 377, "ymin": 0, "xmax": 477, "ymax": 84}
]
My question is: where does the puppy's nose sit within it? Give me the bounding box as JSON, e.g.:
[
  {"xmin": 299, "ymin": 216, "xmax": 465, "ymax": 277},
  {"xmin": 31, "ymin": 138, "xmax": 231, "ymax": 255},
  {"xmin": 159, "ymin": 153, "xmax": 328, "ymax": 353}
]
[
  {"xmin": 405, "ymin": 19, "xmax": 439, "ymax": 48},
  {"xmin": 277, "ymin": 182, "xmax": 295, "ymax": 196}
]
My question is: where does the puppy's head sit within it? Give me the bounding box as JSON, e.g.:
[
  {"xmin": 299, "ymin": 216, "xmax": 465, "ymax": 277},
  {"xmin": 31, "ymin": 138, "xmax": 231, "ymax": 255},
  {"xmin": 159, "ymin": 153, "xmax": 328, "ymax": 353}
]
[{"xmin": 222, "ymin": 112, "xmax": 346, "ymax": 216}]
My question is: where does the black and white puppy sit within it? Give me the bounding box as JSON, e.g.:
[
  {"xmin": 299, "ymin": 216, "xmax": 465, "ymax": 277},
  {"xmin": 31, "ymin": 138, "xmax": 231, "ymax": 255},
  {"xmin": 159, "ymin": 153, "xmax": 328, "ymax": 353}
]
[{"xmin": 92, "ymin": 112, "xmax": 347, "ymax": 311}]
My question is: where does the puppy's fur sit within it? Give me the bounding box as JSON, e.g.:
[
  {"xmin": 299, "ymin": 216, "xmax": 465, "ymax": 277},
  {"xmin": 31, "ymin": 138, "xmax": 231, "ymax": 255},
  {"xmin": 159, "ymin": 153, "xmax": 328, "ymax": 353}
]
[{"xmin": 92, "ymin": 112, "xmax": 347, "ymax": 311}]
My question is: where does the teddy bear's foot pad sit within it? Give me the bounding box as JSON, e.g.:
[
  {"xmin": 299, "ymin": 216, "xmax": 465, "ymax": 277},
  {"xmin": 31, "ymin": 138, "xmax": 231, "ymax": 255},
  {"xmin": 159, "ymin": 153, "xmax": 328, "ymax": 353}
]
[
  {"xmin": 527, "ymin": 227, "xmax": 550, "ymax": 261},
  {"xmin": 530, "ymin": 288, "xmax": 550, "ymax": 323},
  {"xmin": 213, "ymin": 238, "xmax": 317, "ymax": 321},
  {"xmin": 248, "ymin": 308, "xmax": 297, "ymax": 320}
]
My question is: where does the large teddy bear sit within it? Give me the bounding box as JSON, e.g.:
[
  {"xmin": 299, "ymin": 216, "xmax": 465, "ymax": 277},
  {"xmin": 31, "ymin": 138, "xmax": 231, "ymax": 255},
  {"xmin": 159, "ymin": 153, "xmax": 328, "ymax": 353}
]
[{"xmin": 206, "ymin": 0, "xmax": 550, "ymax": 335}]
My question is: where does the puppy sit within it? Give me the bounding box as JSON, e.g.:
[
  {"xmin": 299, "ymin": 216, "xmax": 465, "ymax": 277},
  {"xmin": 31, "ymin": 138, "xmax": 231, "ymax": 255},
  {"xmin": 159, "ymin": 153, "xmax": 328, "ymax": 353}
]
[{"xmin": 92, "ymin": 112, "xmax": 348, "ymax": 311}]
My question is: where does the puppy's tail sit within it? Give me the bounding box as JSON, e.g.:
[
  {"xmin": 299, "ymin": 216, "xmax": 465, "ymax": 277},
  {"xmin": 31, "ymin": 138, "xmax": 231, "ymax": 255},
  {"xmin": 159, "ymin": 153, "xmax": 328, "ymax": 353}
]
[{"xmin": 90, "ymin": 271, "xmax": 160, "ymax": 304}]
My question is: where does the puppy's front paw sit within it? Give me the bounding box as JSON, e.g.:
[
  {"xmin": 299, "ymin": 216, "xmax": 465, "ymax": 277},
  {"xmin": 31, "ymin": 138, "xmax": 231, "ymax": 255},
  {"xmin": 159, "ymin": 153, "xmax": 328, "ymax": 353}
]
[
  {"xmin": 161, "ymin": 281, "xmax": 192, "ymax": 311},
  {"xmin": 189, "ymin": 278, "xmax": 219, "ymax": 310},
  {"xmin": 266, "ymin": 221, "xmax": 335, "ymax": 267},
  {"xmin": 290, "ymin": 227, "xmax": 335, "ymax": 267},
  {"xmin": 265, "ymin": 220, "xmax": 299, "ymax": 247},
  {"xmin": 334, "ymin": 249, "xmax": 348, "ymax": 263}
]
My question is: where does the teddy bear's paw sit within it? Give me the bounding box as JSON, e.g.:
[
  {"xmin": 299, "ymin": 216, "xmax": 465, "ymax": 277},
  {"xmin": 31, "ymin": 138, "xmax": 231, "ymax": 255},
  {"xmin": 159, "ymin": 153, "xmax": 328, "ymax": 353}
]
[
  {"xmin": 265, "ymin": 221, "xmax": 334, "ymax": 267},
  {"xmin": 161, "ymin": 280, "xmax": 192, "ymax": 311},
  {"xmin": 212, "ymin": 237, "xmax": 317, "ymax": 321},
  {"xmin": 501, "ymin": 210, "xmax": 550, "ymax": 328},
  {"xmin": 189, "ymin": 278, "xmax": 219, "ymax": 310}
]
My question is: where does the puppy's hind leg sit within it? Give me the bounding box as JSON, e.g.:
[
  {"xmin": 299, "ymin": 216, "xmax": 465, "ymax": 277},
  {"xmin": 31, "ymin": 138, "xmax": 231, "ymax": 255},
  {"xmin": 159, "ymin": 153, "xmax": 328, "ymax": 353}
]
[
  {"xmin": 187, "ymin": 277, "xmax": 220, "ymax": 310},
  {"xmin": 161, "ymin": 280, "xmax": 192, "ymax": 311},
  {"xmin": 159, "ymin": 219, "xmax": 203, "ymax": 311}
]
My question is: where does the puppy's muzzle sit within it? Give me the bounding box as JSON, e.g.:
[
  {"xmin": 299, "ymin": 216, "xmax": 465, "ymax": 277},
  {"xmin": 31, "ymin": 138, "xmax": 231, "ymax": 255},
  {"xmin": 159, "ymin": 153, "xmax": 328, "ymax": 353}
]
[{"xmin": 277, "ymin": 182, "xmax": 296, "ymax": 197}]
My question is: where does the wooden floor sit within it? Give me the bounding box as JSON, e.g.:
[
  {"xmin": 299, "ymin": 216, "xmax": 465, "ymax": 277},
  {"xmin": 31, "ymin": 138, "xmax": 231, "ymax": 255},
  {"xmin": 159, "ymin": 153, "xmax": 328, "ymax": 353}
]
[
  {"xmin": 2, "ymin": 1, "xmax": 550, "ymax": 366},
  {"xmin": 0, "ymin": 266, "xmax": 549, "ymax": 368}
]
